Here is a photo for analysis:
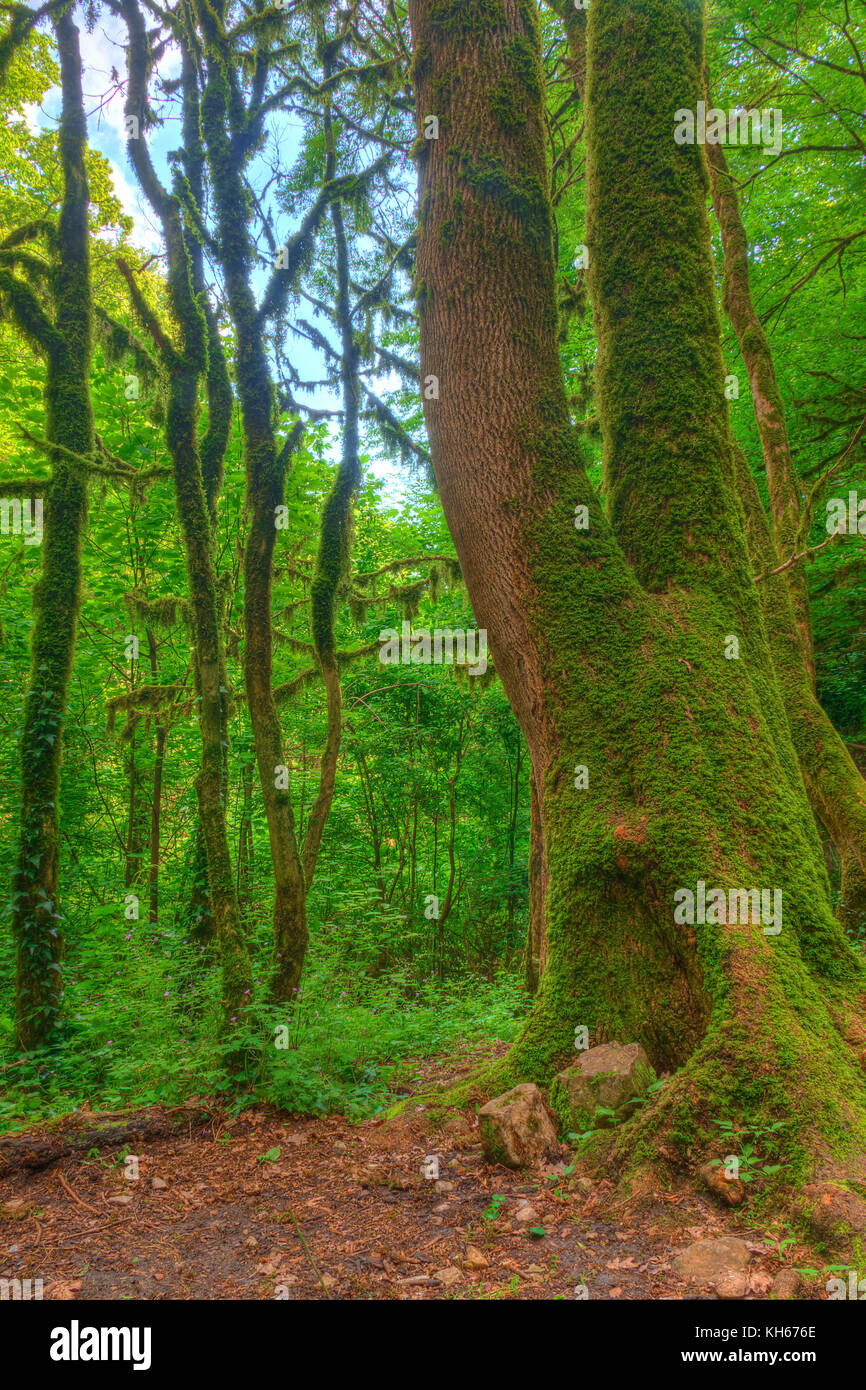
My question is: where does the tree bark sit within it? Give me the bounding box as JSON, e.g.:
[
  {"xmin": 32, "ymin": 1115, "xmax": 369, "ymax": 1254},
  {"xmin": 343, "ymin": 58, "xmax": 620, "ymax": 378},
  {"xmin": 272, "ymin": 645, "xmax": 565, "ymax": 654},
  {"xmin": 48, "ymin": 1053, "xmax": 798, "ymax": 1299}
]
[
  {"xmin": 408, "ymin": 0, "xmax": 866, "ymax": 1174},
  {"xmin": 705, "ymin": 136, "xmax": 813, "ymax": 676}
]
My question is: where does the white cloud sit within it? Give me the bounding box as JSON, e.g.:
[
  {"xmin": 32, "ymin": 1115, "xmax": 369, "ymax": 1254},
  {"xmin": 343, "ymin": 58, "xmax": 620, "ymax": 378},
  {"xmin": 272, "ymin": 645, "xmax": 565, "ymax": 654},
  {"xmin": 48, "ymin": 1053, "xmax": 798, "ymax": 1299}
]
[{"xmin": 104, "ymin": 155, "xmax": 164, "ymax": 255}]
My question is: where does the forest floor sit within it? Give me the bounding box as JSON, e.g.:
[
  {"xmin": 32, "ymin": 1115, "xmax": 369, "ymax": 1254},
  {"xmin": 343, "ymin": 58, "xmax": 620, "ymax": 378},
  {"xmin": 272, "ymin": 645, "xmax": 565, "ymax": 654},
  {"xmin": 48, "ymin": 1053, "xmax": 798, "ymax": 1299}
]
[{"xmin": 0, "ymin": 1042, "xmax": 825, "ymax": 1301}]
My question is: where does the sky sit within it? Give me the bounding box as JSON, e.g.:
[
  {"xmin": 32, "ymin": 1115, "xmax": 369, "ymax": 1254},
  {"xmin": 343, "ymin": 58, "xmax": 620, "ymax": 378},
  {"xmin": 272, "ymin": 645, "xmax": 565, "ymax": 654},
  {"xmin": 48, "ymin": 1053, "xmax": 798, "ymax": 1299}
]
[{"xmin": 22, "ymin": 4, "xmax": 414, "ymax": 505}]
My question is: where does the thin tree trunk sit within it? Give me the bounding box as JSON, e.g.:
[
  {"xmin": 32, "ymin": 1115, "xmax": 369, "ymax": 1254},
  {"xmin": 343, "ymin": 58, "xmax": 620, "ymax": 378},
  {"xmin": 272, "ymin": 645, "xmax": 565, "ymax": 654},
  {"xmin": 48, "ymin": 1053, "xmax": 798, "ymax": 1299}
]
[
  {"xmin": 705, "ymin": 130, "xmax": 866, "ymax": 945},
  {"xmin": 705, "ymin": 135, "xmax": 813, "ymax": 675},
  {"xmin": 10, "ymin": 10, "xmax": 92, "ymax": 1048},
  {"xmin": 120, "ymin": 0, "xmax": 252, "ymax": 1026}
]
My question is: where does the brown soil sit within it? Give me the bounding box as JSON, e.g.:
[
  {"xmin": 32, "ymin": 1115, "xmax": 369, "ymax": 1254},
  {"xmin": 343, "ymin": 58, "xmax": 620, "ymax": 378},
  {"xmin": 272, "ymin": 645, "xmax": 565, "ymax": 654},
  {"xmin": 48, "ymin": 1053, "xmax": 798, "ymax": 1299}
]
[{"xmin": 0, "ymin": 1044, "xmax": 826, "ymax": 1301}]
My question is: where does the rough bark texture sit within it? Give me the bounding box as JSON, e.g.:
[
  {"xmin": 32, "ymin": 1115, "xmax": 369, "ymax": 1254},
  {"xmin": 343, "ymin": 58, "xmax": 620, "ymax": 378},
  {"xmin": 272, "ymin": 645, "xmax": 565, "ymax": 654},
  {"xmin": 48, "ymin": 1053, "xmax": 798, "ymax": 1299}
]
[{"xmin": 408, "ymin": 0, "xmax": 866, "ymax": 1180}]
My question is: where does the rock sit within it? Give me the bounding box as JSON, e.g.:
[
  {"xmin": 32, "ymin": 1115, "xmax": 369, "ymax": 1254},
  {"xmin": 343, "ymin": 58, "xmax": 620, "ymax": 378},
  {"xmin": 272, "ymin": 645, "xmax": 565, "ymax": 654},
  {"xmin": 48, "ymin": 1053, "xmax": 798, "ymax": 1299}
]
[
  {"xmin": 748, "ymin": 1269, "xmax": 774, "ymax": 1297},
  {"xmin": 433, "ymin": 1267, "xmax": 462, "ymax": 1287},
  {"xmin": 671, "ymin": 1237, "xmax": 751, "ymax": 1290},
  {"xmin": 107, "ymin": 1194, "xmax": 132, "ymax": 1205},
  {"xmin": 716, "ymin": 1271, "xmax": 748, "ymax": 1299},
  {"xmin": 478, "ymin": 1083, "xmax": 559, "ymax": 1169},
  {"xmin": 551, "ymin": 1042, "xmax": 653, "ymax": 1130},
  {"xmin": 434, "ymin": 1180, "xmax": 453, "ymax": 1193},
  {"xmin": 574, "ymin": 1176, "xmax": 595, "ymax": 1195},
  {"xmin": 802, "ymin": 1182, "xmax": 866, "ymax": 1252},
  {"xmin": 151, "ymin": 1177, "xmax": 168, "ymax": 1190},
  {"xmin": 700, "ymin": 1161, "xmax": 745, "ymax": 1207},
  {"xmin": 462, "ymin": 1245, "xmax": 488, "ymax": 1270},
  {"xmin": 771, "ymin": 1268, "xmax": 802, "ymax": 1300},
  {"xmin": 514, "ymin": 1204, "xmax": 540, "ymax": 1224}
]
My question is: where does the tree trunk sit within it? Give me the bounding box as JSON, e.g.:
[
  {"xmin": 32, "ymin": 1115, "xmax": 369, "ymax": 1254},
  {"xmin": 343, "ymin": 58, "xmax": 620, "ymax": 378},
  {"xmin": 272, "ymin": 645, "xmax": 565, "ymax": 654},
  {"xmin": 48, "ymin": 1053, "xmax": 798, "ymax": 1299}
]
[
  {"xmin": 11, "ymin": 11, "xmax": 92, "ymax": 1048},
  {"xmin": 120, "ymin": 0, "xmax": 252, "ymax": 1027},
  {"xmin": 408, "ymin": 0, "xmax": 866, "ymax": 1176},
  {"xmin": 706, "ymin": 131, "xmax": 866, "ymax": 953},
  {"xmin": 199, "ymin": 59, "xmax": 310, "ymax": 1003},
  {"xmin": 705, "ymin": 136, "xmax": 813, "ymax": 676},
  {"xmin": 524, "ymin": 765, "xmax": 545, "ymax": 993}
]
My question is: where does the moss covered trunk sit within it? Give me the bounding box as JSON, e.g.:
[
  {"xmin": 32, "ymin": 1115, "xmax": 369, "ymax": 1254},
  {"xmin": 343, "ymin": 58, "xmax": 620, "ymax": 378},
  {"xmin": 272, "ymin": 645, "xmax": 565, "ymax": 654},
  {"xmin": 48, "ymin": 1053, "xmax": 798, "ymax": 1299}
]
[
  {"xmin": 409, "ymin": 0, "xmax": 866, "ymax": 1176},
  {"xmin": 12, "ymin": 11, "xmax": 92, "ymax": 1049},
  {"xmin": 199, "ymin": 62, "xmax": 309, "ymax": 1003},
  {"xmin": 120, "ymin": 0, "xmax": 252, "ymax": 1026},
  {"xmin": 707, "ymin": 135, "xmax": 866, "ymax": 955}
]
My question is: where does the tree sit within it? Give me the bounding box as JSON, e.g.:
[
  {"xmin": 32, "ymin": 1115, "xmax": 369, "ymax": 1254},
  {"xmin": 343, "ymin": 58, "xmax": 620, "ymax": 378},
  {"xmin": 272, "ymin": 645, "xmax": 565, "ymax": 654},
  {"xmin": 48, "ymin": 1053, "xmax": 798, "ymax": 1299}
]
[
  {"xmin": 407, "ymin": 0, "xmax": 866, "ymax": 1180},
  {"xmin": 0, "ymin": 5, "xmax": 94, "ymax": 1048},
  {"xmin": 113, "ymin": 0, "xmax": 253, "ymax": 1029}
]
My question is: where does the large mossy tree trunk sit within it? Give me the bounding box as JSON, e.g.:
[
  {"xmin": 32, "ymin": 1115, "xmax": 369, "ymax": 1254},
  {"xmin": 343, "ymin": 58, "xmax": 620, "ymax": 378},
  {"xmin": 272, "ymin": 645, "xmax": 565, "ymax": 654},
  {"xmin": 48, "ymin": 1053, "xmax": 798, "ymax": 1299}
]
[
  {"xmin": 408, "ymin": 0, "xmax": 866, "ymax": 1178},
  {"xmin": 9, "ymin": 11, "xmax": 92, "ymax": 1049}
]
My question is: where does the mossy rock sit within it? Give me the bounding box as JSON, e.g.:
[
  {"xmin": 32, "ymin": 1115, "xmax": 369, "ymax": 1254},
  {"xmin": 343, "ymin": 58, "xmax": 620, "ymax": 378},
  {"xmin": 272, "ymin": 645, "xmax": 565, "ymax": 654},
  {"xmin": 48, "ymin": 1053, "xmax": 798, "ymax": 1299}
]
[{"xmin": 550, "ymin": 1041, "xmax": 654, "ymax": 1132}]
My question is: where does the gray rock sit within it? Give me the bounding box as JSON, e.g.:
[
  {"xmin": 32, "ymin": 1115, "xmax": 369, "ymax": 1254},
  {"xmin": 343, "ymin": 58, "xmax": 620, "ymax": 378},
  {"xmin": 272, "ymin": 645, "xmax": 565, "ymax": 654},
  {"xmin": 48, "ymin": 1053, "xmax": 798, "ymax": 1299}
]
[
  {"xmin": 552, "ymin": 1042, "xmax": 653, "ymax": 1130},
  {"xmin": 671, "ymin": 1237, "xmax": 751, "ymax": 1290},
  {"xmin": 479, "ymin": 1083, "xmax": 558, "ymax": 1169},
  {"xmin": 771, "ymin": 1268, "xmax": 803, "ymax": 1301},
  {"xmin": 802, "ymin": 1182, "xmax": 866, "ymax": 1253}
]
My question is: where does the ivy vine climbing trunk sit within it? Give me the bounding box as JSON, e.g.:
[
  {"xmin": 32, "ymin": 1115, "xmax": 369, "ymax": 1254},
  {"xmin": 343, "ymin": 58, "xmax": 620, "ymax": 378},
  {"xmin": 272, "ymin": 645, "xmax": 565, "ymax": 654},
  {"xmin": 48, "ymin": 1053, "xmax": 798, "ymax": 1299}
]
[
  {"xmin": 5, "ymin": 11, "xmax": 92, "ymax": 1048},
  {"xmin": 409, "ymin": 0, "xmax": 866, "ymax": 1180}
]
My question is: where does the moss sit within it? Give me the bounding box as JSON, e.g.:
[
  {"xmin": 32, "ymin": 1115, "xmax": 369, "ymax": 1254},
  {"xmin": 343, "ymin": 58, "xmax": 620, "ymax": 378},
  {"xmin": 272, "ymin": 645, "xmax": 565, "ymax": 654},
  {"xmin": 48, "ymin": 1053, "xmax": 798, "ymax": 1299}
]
[
  {"xmin": 429, "ymin": 0, "xmax": 506, "ymax": 39},
  {"xmin": 407, "ymin": 0, "xmax": 866, "ymax": 1193},
  {"xmin": 10, "ymin": 10, "xmax": 94, "ymax": 1049},
  {"xmin": 450, "ymin": 150, "xmax": 551, "ymax": 252},
  {"xmin": 489, "ymin": 79, "xmax": 526, "ymax": 135}
]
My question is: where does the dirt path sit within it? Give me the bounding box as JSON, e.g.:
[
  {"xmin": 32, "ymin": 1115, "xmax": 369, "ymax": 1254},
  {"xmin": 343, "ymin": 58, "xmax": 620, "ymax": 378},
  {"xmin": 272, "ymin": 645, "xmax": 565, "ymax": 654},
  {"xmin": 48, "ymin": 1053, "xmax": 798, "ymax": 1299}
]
[{"xmin": 0, "ymin": 1049, "xmax": 820, "ymax": 1301}]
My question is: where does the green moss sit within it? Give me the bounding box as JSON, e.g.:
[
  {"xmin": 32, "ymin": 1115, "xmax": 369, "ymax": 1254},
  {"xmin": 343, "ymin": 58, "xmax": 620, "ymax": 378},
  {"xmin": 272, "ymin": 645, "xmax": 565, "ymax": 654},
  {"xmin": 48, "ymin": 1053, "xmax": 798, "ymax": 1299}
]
[
  {"xmin": 450, "ymin": 150, "xmax": 551, "ymax": 252},
  {"xmin": 490, "ymin": 79, "xmax": 526, "ymax": 135},
  {"xmin": 409, "ymin": 0, "xmax": 866, "ymax": 1193},
  {"xmin": 429, "ymin": 0, "xmax": 506, "ymax": 38}
]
